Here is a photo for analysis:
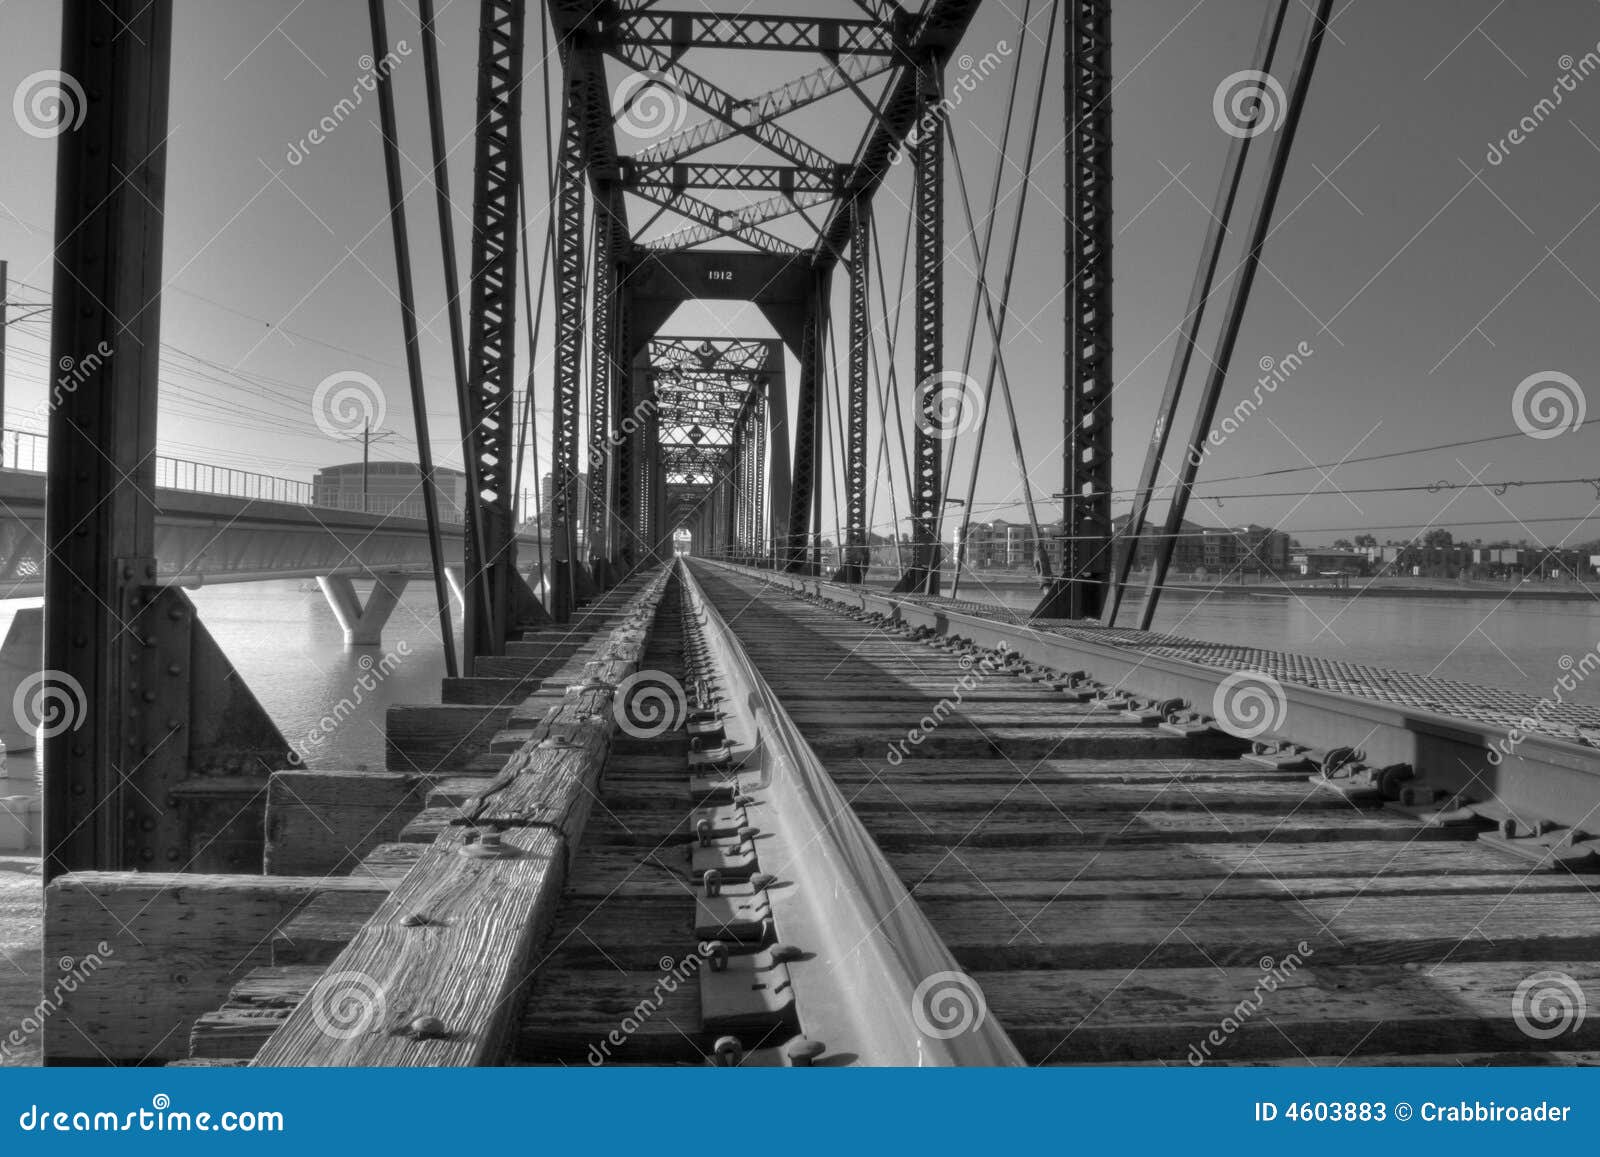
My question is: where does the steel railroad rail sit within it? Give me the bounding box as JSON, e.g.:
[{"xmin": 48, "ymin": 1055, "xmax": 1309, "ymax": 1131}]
[{"xmin": 679, "ymin": 559, "xmax": 1600, "ymax": 1065}]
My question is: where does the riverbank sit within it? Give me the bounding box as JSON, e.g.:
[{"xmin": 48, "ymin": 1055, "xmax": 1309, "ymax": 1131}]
[{"xmin": 912, "ymin": 572, "xmax": 1600, "ymax": 602}]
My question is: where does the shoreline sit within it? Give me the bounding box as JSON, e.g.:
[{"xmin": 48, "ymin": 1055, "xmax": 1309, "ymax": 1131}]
[{"xmin": 873, "ymin": 574, "xmax": 1600, "ymax": 603}]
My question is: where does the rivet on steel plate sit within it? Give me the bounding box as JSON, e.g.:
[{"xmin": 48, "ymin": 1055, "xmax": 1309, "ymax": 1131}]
[
  {"xmin": 750, "ymin": 872, "xmax": 776, "ymax": 890},
  {"xmin": 399, "ymin": 913, "xmax": 429, "ymax": 927},
  {"xmin": 738, "ymin": 825, "xmax": 760, "ymax": 844},
  {"xmin": 711, "ymin": 1036, "xmax": 743, "ymax": 1066},
  {"xmin": 696, "ymin": 817, "xmax": 714, "ymax": 847},
  {"xmin": 786, "ymin": 1038, "xmax": 825, "ymax": 1067},
  {"xmin": 707, "ymin": 940, "xmax": 730, "ymax": 971},
  {"xmin": 407, "ymin": 1015, "xmax": 447, "ymax": 1040},
  {"xmin": 770, "ymin": 943, "xmax": 802, "ymax": 964},
  {"xmin": 702, "ymin": 869, "xmax": 722, "ymax": 897}
]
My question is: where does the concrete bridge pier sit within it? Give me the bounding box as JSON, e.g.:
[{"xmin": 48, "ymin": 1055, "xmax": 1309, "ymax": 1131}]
[
  {"xmin": 0, "ymin": 607, "xmax": 42, "ymax": 753},
  {"xmin": 318, "ymin": 573, "xmax": 411, "ymax": 647}
]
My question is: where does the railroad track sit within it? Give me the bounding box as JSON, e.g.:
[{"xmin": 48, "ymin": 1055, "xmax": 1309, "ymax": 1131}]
[
  {"xmin": 658, "ymin": 561, "xmax": 1600, "ymax": 1065},
  {"xmin": 152, "ymin": 559, "xmax": 1600, "ymax": 1066}
]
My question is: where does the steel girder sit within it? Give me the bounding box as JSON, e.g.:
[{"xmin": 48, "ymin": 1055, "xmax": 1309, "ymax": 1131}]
[
  {"xmin": 550, "ymin": 61, "xmax": 588, "ymax": 620},
  {"xmin": 784, "ymin": 293, "xmax": 824, "ymax": 573},
  {"xmin": 810, "ymin": 0, "xmax": 983, "ymax": 274},
  {"xmin": 461, "ymin": 0, "xmax": 527, "ymax": 656},
  {"xmin": 610, "ymin": 288, "xmax": 638, "ymax": 571},
  {"xmin": 44, "ymin": 0, "xmax": 290, "ymax": 879},
  {"xmin": 630, "ymin": 53, "xmax": 896, "ymax": 169},
  {"xmin": 607, "ymin": 11, "xmax": 901, "ymax": 56},
  {"xmin": 586, "ymin": 194, "xmax": 619, "ymax": 574},
  {"xmin": 897, "ymin": 58, "xmax": 945, "ymax": 595},
  {"xmin": 844, "ymin": 198, "xmax": 871, "ymax": 581},
  {"xmin": 1038, "ymin": 0, "xmax": 1113, "ymax": 619},
  {"xmin": 622, "ymin": 161, "xmax": 844, "ymax": 196},
  {"xmin": 610, "ymin": 42, "xmax": 835, "ymax": 174}
]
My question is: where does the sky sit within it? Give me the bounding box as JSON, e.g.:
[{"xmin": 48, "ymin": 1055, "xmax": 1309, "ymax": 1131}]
[{"xmin": 3, "ymin": 0, "xmax": 1600, "ymax": 549}]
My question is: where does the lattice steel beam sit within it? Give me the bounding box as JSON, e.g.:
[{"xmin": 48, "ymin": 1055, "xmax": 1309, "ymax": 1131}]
[
  {"xmin": 461, "ymin": 0, "xmax": 527, "ymax": 656},
  {"xmin": 607, "ymin": 11, "xmax": 899, "ymax": 55},
  {"xmin": 627, "ymin": 180, "xmax": 799, "ymax": 254},
  {"xmin": 844, "ymin": 197, "xmax": 870, "ymax": 581},
  {"xmin": 810, "ymin": 0, "xmax": 982, "ymax": 271},
  {"xmin": 632, "ymin": 53, "xmax": 894, "ymax": 168},
  {"xmin": 784, "ymin": 295, "xmax": 823, "ymax": 573},
  {"xmin": 903, "ymin": 59, "xmax": 944, "ymax": 595},
  {"xmin": 1040, "ymin": 0, "xmax": 1113, "ymax": 619},
  {"xmin": 643, "ymin": 189, "xmax": 833, "ymax": 252},
  {"xmin": 586, "ymin": 200, "xmax": 617, "ymax": 570},
  {"xmin": 611, "ymin": 288, "xmax": 638, "ymax": 571},
  {"xmin": 610, "ymin": 42, "xmax": 835, "ymax": 173},
  {"xmin": 622, "ymin": 161, "xmax": 843, "ymax": 195},
  {"xmin": 549, "ymin": 60, "xmax": 588, "ymax": 619}
]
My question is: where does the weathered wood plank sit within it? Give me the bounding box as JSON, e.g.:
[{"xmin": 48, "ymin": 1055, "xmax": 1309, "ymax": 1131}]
[
  {"xmin": 254, "ymin": 569, "xmax": 671, "ymax": 1065},
  {"xmin": 264, "ymin": 770, "xmax": 426, "ymax": 876},
  {"xmin": 983, "ymin": 962, "xmax": 1600, "ymax": 1064},
  {"xmin": 45, "ymin": 872, "xmax": 379, "ymax": 1063}
]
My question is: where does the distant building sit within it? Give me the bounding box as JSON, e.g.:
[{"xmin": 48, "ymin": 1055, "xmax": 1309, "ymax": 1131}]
[
  {"xmin": 313, "ymin": 462, "xmax": 466, "ymax": 522},
  {"xmin": 1292, "ymin": 547, "xmax": 1368, "ymax": 577}
]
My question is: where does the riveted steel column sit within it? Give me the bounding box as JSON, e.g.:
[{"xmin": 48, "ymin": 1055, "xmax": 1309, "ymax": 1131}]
[
  {"xmin": 1037, "ymin": 0, "xmax": 1112, "ymax": 620},
  {"xmin": 44, "ymin": 0, "xmax": 174, "ymax": 877},
  {"xmin": 611, "ymin": 287, "xmax": 636, "ymax": 574},
  {"xmin": 550, "ymin": 61, "xmax": 586, "ymax": 619},
  {"xmin": 461, "ymin": 0, "xmax": 527, "ymax": 651},
  {"xmin": 784, "ymin": 288, "xmax": 822, "ymax": 574},
  {"xmin": 585, "ymin": 208, "xmax": 615, "ymax": 583},
  {"xmin": 844, "ymin": 197, "xmax": 871, "ymax": 583},
  {"xmin": 908, "ymin": 58, "xmax": 945, "ymax": 595}
]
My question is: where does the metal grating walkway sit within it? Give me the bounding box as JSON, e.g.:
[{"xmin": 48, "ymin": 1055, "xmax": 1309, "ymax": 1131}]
[{"xmin": 900, "ymin": 593, "xmax": 1600, "ymax": 747}]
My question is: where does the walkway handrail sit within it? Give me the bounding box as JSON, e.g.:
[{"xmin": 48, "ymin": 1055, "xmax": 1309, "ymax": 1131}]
[{"xmin": 0, "ymin": 426, "xmax": 465, "ymax": 523}]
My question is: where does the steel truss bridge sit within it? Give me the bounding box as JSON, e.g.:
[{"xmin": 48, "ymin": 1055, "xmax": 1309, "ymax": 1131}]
[{"xmin": 52, "ymin": 0, "xmax": 1600, "ymax": 1079}]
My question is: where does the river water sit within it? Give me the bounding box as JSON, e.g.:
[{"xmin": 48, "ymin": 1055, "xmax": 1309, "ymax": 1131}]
[
  {"xmin": 925, "ymin": 580, "xmax": 1600, "ymax": 708},
  {"xmin": 2, "ymin": 576, "xmax": 1598, "ymax": 791}
]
